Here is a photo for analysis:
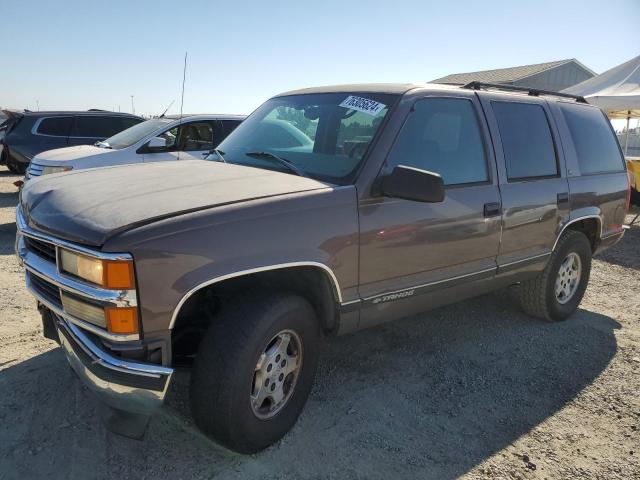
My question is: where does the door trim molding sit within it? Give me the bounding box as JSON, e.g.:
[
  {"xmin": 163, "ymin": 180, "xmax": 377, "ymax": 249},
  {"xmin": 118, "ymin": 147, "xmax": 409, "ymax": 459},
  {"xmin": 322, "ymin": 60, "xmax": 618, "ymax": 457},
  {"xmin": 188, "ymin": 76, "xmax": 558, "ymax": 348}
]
[{"xmin": 362, "ymin": 266, "xmax": 496, "ymax": 307}]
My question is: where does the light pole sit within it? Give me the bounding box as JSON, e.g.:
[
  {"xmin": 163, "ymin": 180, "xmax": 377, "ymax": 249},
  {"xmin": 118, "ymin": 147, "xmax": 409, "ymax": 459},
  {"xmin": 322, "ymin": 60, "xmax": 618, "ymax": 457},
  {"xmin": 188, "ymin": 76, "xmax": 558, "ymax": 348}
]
[{"xmin": 130, "ymin": 95, "xmax": 135, "ymax": 115}]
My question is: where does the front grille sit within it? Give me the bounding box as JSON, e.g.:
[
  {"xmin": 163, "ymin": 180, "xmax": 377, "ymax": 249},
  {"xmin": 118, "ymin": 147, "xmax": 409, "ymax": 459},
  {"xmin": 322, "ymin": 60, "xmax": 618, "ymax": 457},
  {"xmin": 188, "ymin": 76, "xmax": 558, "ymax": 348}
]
[
  {"xmin": 24, "ymin": 236, "xmax": 56, "ymax": 263},
  {"xmin": 27, "ymin": 163, "xmax": 43, "ymax": 178},
  {"xmin": 28, "ymin": 272, "xmax": 62, "ymax": 308}
]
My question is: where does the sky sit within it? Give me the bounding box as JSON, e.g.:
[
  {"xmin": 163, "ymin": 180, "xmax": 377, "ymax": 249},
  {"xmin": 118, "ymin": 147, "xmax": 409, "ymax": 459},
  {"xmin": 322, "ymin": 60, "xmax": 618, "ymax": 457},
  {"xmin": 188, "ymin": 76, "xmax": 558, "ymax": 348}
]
[{"xmin": 1, "ymin": 0, "xmax": 639, "ymax": 116}]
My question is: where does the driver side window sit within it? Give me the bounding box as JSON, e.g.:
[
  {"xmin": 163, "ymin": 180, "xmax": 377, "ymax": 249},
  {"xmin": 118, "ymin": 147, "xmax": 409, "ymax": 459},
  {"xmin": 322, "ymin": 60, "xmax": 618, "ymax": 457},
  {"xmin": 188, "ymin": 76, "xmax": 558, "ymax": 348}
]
[
  {"xmin": 385, "ymin": 98, "xmax": 488, "ymax": 186},
  {"xmin": 180, "ymin": 122, "xmax": 215, "ymax": 151}
]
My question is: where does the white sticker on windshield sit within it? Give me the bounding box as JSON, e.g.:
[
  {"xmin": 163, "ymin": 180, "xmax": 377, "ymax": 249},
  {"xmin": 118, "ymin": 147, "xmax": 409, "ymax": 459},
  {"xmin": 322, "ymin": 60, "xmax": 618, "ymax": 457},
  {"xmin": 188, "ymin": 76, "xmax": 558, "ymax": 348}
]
[{"xmin": 339, "ymin": 96, "xmax": 386, "ymax": 116}]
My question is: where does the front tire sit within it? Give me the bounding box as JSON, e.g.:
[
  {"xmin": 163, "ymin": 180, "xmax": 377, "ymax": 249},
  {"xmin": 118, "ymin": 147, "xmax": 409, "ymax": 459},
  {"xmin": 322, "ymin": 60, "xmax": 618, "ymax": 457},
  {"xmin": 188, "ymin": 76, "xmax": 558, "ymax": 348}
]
[
  {"xmin": 519, "ymin": 230, "xmax": 592, "ymax": 321},
  {"xmin": 190, "ymin": 291, "xmax": 320, "ymax": 453}
]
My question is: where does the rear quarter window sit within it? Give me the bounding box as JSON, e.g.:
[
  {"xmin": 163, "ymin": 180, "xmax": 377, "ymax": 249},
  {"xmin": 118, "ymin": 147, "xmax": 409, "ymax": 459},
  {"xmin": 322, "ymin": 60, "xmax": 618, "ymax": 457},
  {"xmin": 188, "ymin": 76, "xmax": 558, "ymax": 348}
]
[
  {"xmin": 559, "ymin": 103, "xmax": 625, "ymax": 174},
  {"xmin": 72, "ymin": 116, "xmax": 130, "ymax": 138},
  {"xmin": 36, "ymin": 117, "xmax": 73, "ymax": 136},
  {"xmin": 120, "ymin": 117, "xmax": 144, "ymax": 130},
  {"xmin": 222, "ymin": 120, "xmax": 241, "ymax": 135}
]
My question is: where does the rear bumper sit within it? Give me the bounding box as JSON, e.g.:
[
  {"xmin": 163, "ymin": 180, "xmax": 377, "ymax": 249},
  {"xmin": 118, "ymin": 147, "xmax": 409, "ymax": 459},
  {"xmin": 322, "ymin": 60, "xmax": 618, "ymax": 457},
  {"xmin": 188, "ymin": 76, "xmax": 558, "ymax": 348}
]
[{"xmin": 51, "ymin": 310, "xmax": 173, "ymax": 415}]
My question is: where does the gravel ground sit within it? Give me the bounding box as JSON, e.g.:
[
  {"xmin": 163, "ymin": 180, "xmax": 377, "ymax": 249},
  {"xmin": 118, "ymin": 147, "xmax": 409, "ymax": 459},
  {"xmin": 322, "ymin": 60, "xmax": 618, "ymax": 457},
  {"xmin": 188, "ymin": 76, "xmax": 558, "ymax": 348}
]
[{"xmin": 0, "ymin": 165, "xmax": 638, "ymax": 479}]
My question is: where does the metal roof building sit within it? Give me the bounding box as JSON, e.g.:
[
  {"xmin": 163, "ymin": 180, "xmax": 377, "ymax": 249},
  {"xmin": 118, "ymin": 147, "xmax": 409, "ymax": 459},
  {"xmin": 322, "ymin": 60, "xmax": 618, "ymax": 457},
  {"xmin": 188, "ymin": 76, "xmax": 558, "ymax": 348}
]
[{"xmin": 432, "ymin": 59, "xmax": 596, "ymax": 92}]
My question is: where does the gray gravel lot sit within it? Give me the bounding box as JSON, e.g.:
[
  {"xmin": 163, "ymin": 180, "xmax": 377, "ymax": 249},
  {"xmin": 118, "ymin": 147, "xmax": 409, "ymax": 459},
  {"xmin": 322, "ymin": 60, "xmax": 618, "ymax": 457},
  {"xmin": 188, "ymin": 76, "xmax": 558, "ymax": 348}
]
[{"xmin": 0, "ymin": 166, "xmax": 638, "ymax": 479}]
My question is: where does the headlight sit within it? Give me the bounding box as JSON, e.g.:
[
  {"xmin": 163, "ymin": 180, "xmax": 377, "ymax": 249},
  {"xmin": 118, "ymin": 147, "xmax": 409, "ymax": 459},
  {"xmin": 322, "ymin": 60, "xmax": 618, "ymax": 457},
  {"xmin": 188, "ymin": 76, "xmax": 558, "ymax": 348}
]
[
  {"xmin": 59, "ymin": 248, "xmax": 135, "ymax": 290},
  {"xmin": 42, "ymin": 165, "xmax": 73, "ymax": 175}
]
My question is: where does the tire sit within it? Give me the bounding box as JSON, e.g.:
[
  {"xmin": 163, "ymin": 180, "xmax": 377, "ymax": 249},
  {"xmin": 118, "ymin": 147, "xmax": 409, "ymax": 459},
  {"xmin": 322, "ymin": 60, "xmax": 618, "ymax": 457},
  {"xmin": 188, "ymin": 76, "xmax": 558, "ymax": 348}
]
[
  {"xmin": 2, "ymin": 152, "xmax": 16, "ymax": 173},
  {"xmin": 190, "ymin": 291, "xmax": 320, "ymax": 453},
  {"xmin": 519, "ymin": 230, "xmax": 592, "ymax": 321},
  {"xmin": 14, "ymin": 160, "xmax": 27, "ymax": 174},
  {"xmin": 5, "ymin": 154, "xmax": 24, "ymax": 174}
]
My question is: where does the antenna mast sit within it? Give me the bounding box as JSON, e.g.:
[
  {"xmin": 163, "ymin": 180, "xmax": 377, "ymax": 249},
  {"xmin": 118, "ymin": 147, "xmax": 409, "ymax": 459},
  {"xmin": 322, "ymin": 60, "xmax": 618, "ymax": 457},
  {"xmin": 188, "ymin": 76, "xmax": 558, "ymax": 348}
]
[{"xmin": 179, "ymin": 52, "xmax": 188, "ymax": 122}]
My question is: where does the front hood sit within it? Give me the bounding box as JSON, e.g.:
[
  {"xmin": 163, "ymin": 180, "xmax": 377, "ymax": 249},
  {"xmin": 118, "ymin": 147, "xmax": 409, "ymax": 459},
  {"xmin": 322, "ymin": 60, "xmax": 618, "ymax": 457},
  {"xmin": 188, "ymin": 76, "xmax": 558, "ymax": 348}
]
[
  {"xmin": 33, "ymin": 145, "xmax": 113, "ymax": 164},
  {"xmin": 21, "ymin": 160, "xmax": 330, "ymax": 246}
]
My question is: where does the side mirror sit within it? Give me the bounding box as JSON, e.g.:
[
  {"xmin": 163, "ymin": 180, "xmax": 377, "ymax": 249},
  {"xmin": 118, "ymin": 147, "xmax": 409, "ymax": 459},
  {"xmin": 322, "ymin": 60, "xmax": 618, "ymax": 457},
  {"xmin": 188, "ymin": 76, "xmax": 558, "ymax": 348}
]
[
  {"xmin": 382, "ymin": 165, "xmax": 445, "ymax": 203},
  {"xmin": 146, "ymin": 136, "xmax": 167, "ymax": 150}
]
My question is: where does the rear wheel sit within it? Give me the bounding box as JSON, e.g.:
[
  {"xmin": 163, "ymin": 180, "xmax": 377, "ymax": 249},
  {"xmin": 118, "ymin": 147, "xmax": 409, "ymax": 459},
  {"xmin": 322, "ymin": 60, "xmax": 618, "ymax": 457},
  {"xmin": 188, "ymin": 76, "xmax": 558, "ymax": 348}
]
[
  {"xmin": 5, "ymin": 154, "xmax": 25, "ymax": 174},
  {"xmin": 190, "ymin": 291, "xmax": 319, "ymax": 453},
  {"xmin": 519, "ymin": 230, "xmax": 592, "ymax": 321},
  {"xmin": 2, "ymin": 152, "xmax": 16, "ymax": 173}
]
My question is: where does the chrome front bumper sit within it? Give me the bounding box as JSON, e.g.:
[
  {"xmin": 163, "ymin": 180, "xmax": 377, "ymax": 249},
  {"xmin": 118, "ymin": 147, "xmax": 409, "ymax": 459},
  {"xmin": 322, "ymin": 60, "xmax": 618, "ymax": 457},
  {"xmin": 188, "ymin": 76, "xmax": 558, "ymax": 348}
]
[
  {"xmin": 15, "ymin": 207, "xmax": 173, "ymax": 415},
  {"xmin": 54, "ymin": 313, "xmax": 173, "ymax": 414}
]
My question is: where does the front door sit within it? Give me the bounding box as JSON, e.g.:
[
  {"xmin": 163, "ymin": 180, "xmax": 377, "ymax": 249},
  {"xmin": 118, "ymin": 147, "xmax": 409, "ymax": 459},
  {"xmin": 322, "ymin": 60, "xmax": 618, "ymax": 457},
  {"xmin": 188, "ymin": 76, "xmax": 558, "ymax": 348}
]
[
  {"xmin": 143, "ymin": 121, "xmax": 220, "ymax": 163},
  {"xmin": 358, "ymin": 92, "xmax": 502, "ymax": 327}
]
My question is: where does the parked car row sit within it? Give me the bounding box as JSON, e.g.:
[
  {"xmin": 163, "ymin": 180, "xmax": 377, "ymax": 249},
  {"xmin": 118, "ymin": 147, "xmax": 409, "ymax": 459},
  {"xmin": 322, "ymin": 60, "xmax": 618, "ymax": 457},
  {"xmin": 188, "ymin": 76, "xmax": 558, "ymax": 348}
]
[
  {"xmin": 0, "ymin": 110, "xmax": 144, "ymax": 173},
  {"xmin": 15, "ymin": 82, "xmax": 631, "ymax": 454},
  {"xmin": 26, "ymin": 114, "xmax": 244, "ymax": 178}
]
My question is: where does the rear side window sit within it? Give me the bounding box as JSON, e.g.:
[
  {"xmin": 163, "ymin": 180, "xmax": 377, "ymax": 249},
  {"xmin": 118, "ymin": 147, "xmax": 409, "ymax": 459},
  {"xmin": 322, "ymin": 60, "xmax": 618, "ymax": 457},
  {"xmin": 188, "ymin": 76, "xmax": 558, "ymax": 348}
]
[
  {"xmin": 222, "ymin": 120, "xmax": 241, "ymax": 136},
  {"xmin": 36, "ymin": 117, "xmax": 73, "ymax": 136},
  {"xmin": 385, "ymin": 98, "xmax": 488, "ymax": 185},
  {"xmin": 560, "ymin": 103, "xmax": 625, "ymax": 174},
  {"xmin": 119, "ymin": 117, "xmax": 143, "ymax": 130},
  {"xmin": 492, "ymin": 101, "xmax": 557, "ymax": 180},
  {"xmin": 71, "ymin": 116, "xmax": 127, "ymax": 138}
]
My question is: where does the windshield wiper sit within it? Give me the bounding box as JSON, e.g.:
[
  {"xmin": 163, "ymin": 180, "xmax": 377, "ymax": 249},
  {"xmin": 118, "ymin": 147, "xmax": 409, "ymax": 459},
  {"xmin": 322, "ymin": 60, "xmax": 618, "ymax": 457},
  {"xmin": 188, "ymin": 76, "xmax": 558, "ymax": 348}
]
[
  {"xmin": 95, "ymin": 141, "xmax": 111, "ymax": 149},
  {"xmin": 245, "ymin": 151, "xmax": 306, "ymax": 177},
  {"xmin": 208, "ymin": 148, "xmax": 226, "ymax": 163}
]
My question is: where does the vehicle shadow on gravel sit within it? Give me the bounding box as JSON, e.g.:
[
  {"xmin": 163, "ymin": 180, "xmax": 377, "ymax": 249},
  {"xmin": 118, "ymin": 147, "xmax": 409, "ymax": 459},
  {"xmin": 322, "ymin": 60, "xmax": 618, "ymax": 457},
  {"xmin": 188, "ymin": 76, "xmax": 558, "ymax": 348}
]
[
  {"xmin": 0, "ymin": 191, "xmax": 19, "ymax": 209},
  {"xmin": 596, "ymin": 222, "xmax": 640, "ymax": 271},
  {"xmin": 0, "ymin": 221, "xmax": 18, "ymax": 255},
  {"xmin": 0, "ymin": 292, "xmax": 620, "ymax": 480}
]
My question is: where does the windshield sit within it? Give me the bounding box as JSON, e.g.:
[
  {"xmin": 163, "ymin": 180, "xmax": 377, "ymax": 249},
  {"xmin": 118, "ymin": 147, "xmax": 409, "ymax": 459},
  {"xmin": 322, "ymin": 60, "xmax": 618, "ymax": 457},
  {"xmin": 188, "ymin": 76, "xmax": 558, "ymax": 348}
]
[
  {"xmin": 212, "ymin": 92, "xmax": 397, "ymax": 184},
  {"xmin": 103, "ymin": 118, "xmax": 172, "ymax": 149}
]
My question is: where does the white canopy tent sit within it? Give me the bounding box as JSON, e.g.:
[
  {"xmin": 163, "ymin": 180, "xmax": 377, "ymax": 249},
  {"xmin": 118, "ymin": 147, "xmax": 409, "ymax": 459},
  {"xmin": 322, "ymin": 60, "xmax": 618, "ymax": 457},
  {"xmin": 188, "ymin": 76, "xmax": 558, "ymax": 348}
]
[{"xmin": 564, "ymin": 55, "xmax": 640, "ymax": 155}]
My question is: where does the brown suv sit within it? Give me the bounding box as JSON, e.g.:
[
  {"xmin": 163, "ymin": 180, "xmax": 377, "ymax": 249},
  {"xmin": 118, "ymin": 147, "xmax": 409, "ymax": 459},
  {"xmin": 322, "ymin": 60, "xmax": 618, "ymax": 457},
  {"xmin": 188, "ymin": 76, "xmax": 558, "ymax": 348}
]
[{"xmin": 15, "ymin": 83, "xmax": 630, "ymax": 453}]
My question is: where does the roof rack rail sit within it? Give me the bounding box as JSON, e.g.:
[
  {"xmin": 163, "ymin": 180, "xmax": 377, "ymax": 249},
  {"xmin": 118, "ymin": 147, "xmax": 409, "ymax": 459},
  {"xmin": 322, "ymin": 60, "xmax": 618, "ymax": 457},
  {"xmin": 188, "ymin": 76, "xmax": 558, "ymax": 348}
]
[{"xmin": 462, "ymin": 81, "xmax": 587, "ymax": 103}]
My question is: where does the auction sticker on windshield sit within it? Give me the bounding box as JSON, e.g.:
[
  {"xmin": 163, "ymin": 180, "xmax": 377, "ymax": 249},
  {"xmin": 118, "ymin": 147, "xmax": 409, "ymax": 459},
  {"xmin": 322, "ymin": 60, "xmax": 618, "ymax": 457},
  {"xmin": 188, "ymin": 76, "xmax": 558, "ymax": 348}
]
[{"xmin": 339, "ymin": 96, "xmax": 386, "ymax": 116}]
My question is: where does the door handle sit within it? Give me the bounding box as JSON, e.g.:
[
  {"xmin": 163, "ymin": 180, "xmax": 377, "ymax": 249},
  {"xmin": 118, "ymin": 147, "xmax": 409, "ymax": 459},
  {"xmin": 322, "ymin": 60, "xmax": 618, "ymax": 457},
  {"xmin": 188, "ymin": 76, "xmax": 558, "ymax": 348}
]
[
  {"xmin": 484, "ymin": 202, "xmax": 502, "ymax": 217},
  {"xmin": 557, "ymin": 192, "xmax": 569, "ymax": 205}
]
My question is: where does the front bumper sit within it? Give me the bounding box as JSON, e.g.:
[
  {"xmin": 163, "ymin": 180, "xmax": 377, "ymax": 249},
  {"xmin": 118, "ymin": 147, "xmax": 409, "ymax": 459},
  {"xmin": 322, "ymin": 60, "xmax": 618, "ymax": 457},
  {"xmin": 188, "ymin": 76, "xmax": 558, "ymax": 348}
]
[
  {"xmin": 52, "ymin": 311, "xmax": 173, "ymax": 414},
  {"xmin": 16, "ymin": 208, "xmax": 173, "ymax": 415}
]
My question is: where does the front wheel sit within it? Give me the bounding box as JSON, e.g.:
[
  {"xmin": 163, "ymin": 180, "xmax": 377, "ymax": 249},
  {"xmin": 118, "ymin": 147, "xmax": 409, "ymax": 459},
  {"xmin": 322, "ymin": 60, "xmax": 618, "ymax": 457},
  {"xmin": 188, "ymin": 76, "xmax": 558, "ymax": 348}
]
[
  {"xmin": 190, "ymin": 292, "xmax": 319, "ymax": 453},
  {"xmin": 519, "ymin": 230, "xmax": 592, "ymax": 321}
]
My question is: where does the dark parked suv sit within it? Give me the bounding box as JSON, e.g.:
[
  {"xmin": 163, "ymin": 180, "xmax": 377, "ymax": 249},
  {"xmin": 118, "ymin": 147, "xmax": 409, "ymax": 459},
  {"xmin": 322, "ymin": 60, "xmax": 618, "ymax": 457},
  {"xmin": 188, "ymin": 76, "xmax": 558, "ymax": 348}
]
[
  {"xmin": 1, "ymin": 110, "xmax": 143, "ymax": 173},
  {"xmin": 16, "ymin": 83, "xmax": 630, "ymax": 453}
]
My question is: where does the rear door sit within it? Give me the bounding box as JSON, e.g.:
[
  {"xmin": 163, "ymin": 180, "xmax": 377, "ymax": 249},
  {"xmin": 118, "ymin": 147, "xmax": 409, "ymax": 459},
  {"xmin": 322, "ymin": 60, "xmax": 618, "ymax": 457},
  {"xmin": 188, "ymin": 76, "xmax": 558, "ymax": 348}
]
[
  {"xmin": 478, "ymin": 94, "xmax": 570, "ymax": 272},
  {"xmin": 358, "ymin": 91, "xmax": 502, "ymax": 327}
]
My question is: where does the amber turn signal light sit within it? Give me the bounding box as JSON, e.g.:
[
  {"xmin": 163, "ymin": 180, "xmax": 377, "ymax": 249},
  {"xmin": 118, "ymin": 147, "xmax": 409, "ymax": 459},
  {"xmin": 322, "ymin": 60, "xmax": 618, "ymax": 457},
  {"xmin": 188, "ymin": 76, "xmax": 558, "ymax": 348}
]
[
  {"xmin": 104, "ymin": 260, "xmax": 135, "ymax": 290},
  {"xmin": 105, "ymin": 307, "xmax": 139, "ymax": 334}
]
